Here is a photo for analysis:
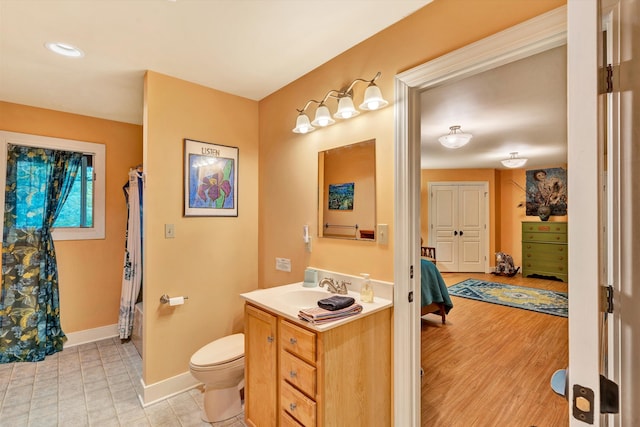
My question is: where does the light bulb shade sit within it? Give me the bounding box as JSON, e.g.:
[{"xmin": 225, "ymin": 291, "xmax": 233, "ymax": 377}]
[
  {"xmin": 359, "ymin": 84, "xmax": 389, "ymax": 111},
  {"xmin": 501, "ymin": 152, "xmax": 528, "ymax": 168},
  {"xmin": 333, "ymin": 96, "xmax": 360, "ymax": 119},
  {"xmin": 292, "ymin": 113, "xmax": 315, "ymax": 134},
  {"xmin": 438, "ymin": 126, "xmax": 472, "ymax": 149},
  {"xmin": 311, "ymin": 105, "xmax": 335, "ymax": 127}
]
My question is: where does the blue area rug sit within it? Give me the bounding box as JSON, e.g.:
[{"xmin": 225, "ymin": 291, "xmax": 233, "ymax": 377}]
[{"xmin": 448, "ymin": 279, "xmax": 568, "ymax": 317}]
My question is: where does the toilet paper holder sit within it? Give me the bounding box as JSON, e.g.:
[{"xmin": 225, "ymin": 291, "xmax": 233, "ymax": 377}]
[{"xmin": 160, "ymin": 294, "xmax": 189, "ymax": 304}]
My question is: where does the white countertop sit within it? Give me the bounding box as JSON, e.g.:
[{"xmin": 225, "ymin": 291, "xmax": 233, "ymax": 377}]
[{"xmin": 240, "ymin": 282, "xmax": 393, "ymax": 332}]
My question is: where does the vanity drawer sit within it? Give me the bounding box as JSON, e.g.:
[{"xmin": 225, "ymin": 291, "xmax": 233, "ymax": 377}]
[
  {"xmin": 281, "ymin": 380, "xmax": 316, "ymax": 427},
  {"xmin": 280, "ymin": 410, "xmax": 305, "ymax": 427},
  {"xmin": 280, "ymin": 320, "xmax": 316, "ymax": 364},
  {"xmin": 280, "ymin": 350, "xmax": 316, "ymax": 398}
]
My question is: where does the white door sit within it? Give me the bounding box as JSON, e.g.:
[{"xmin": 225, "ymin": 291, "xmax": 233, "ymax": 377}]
[
  {"xmin": 429, "ymin": 182, "xmax": 486, "ymax": 272},
  {"xmin": 599, "ymin": 0, "xmax": 636, "ymax": 424}
]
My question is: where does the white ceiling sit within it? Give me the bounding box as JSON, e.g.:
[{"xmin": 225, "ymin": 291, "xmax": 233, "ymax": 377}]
[
  {"xmin": 0, "ymin": 0, "xmax": 431, "ymax": 125},
  {"xmin": 420, "ymin": 45, "xmax": 567, "ymax": 170}
]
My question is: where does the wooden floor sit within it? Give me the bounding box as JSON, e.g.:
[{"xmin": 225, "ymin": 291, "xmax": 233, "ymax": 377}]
[{"xmin": 421, "ymin": 272, "xmax": 569, "ymax": 427}]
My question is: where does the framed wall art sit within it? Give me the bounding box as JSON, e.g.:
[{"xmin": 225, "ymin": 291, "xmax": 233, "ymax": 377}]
[
  {"xmin": 328, "ymin": 182, "xmax": 354, "ymax": 210},
  {"xmin": 184, "ymin": 138, "xmax": 238, "ymax": 217},
  {"xmin": 525, "ymin": 167, "xmax": 567, "ymax": 218}
]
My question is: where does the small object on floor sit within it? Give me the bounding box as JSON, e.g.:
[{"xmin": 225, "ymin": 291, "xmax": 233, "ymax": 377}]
[{"xmin": 492, "ymin": 251, "xmax": 520, "ymax": 277}]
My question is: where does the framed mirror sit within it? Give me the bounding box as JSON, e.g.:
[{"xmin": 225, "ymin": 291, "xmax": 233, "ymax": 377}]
[{"xmin": 317, "ymin": 139, "xmax": 376, "ymax": 241}]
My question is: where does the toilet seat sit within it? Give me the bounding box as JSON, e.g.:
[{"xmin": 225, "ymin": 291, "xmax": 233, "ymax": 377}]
[{"xmin": 190, "ymin": 333, "xmax": 244, "ymax": 369}]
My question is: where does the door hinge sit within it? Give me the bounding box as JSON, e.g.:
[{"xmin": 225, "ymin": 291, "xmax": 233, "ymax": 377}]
[
  {"xmin": 601, "ymin": 285, "xmax": 614, "ymax": 313},
  {"xmin": 599, "ymin": 64, "xmax": 618, "ymax": 94},
  {"xmin": 410, "ymin": 265, "xmax": 414, "ymax": 279}
]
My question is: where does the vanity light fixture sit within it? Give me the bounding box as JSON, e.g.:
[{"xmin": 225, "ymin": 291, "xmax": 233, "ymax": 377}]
[
  {"xmin": 501, "ymin": 152, "xmax": 528, "ymax": 168},
  {"xmin": 438, "ymin": 125, "xmax": 473, "ymax": 149},
  {"xmin": 45, "ymin": 42, "xmax": 85, "ymax": 58},
  {"xmin": 292, "ymin": 72, "xmax": 388, "ymax": 134}
]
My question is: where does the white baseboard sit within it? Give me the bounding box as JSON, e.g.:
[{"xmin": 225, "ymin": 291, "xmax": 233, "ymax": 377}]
[
  {"xmin": 65, "ymin": 323, "xmax": 119, "ymax": 348},
  {"xmin": 140, "ymin": 371, "xmax": 201, "ymax": 406}
]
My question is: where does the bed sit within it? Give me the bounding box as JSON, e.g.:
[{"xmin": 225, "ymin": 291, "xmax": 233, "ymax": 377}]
[{"xmin": 420, "ymin": 257, "xmax": 453, "ymax": 324}]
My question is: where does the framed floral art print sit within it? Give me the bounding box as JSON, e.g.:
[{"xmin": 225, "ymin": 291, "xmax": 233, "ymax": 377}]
[{"xmin": 184, "ymin": 138, "xmax": 238, "ymax": 217}]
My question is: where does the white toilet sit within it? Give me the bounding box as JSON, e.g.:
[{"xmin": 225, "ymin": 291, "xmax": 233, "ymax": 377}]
[{"xmin": 189, "ymin": 333, "xmax": 245, "ymax": 422}]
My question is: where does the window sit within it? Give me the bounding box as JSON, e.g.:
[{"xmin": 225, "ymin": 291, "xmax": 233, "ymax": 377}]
[{"xmin": 0, "ymin": 131, "xmax": 105, "ymax": 240}]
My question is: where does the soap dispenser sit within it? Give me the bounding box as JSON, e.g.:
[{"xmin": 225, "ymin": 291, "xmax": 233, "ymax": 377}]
[{"xmin": 360, "ymin": 273, "xmax": 374, "ymax": 303}]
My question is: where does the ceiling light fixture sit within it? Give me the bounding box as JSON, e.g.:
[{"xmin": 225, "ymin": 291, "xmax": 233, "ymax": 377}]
[
  {"xmin": 438, "ymin": 125, "xmax": 473, "ymax": 149},
  {"xmin": 292, "ymin": 72, "xmax": 388, "ymax": 134},
  {"xmin": 45, "ymin": 42, "xmax": 84, "ymax": 58},
  {"xmin": 501, "ymin": 152, "xmax": 528, "ymax": 168}
]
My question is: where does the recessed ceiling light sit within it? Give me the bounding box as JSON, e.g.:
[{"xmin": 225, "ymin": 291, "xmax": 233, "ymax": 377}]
[{"xmin": 45, "ymin": 42, "xmax": 84, "ymax": 58}]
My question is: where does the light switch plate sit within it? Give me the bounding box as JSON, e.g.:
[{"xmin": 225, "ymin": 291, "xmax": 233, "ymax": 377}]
[
  {"xmin": 378, "ymin": 224, "xmax": 389, "ymax": 245},
  {"xmin": 165, "ymin": 224, "xmax": 175, "ymax": 239}
]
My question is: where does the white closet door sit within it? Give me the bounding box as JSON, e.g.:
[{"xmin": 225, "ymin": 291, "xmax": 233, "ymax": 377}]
[{"xmin": 429, "ymin": 182, "xmax": 486, "ymax": 273}]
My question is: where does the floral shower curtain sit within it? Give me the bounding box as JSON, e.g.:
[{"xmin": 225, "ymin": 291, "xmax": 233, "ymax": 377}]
[
  {"xmin": 1, "ymin": 144, "xmax": 82, "ymax": 363},
  {"xmin": 118, "ymin": 168, "xmax": 143, "ymax": 339}
]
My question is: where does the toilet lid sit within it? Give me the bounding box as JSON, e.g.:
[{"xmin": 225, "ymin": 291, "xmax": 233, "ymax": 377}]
[{"xmin": 190, "ymin": 333, "xmax": 244, "ymax": 367}]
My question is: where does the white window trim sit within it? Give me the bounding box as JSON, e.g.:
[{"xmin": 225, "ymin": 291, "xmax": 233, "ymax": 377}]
[{"xmin": 0, "ymin": 131, "xmax": 105, "ymax": 240}]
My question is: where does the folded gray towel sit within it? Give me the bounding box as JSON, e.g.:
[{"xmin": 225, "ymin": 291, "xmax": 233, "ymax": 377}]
[{"xmin": 317, "ymin": 295, "xmax": 355, "ymax": 311}]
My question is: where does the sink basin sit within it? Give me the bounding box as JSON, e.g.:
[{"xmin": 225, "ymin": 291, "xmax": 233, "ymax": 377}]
[{"xmin": 282, "ymin": 289, "xmax": 331, "ymax": 309}]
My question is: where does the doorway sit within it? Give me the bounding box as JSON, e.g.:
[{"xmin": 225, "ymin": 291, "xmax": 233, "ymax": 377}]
[{"xmin": 392, "ymin": 7, "xmax": 571, "ymax": 426}]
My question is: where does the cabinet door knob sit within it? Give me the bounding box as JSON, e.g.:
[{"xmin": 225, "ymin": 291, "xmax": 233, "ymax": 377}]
[
  {"xmin": 289, "ymin": 370, "xmax": 297, "ymax": 378},
  {"xmin": 290, "ymin": 403, "xmax": 297, "ymax": 411},
  {"xmin": 289, "ymin": 337, "xmax": 297, "ymax": 345},
  {"xmin": 266, "ymin": 336, "xmax": 274, "ymax": 343}
]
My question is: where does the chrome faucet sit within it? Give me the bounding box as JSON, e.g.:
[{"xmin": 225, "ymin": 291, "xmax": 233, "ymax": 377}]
[{"xmin": 319, "ymin": 277, "xmax": 350, "ymax": 295}]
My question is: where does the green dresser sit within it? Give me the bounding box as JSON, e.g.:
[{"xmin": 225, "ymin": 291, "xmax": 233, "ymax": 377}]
[{"xmin": 521, "ymin": 222, "xmax": 568, "ymax": 282}]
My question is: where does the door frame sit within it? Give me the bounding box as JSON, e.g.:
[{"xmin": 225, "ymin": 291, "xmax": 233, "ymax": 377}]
[{"xmin": 393, "ymin": 7, "xmax": 573, "ymax": 425}]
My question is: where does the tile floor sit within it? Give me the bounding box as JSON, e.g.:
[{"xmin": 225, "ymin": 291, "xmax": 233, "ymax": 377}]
[{"xmin": 0, "ymin": 338, "xmax": 246, "ymax": 427}]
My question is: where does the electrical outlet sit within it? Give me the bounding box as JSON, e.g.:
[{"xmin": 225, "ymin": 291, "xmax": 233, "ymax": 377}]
[{"xmin": 275, "ymin": 257, "xmax": 291, "ymax": 272}]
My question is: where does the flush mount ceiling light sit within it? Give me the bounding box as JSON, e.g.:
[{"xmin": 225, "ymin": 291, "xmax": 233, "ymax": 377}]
[
  {"xmin": 438, "ymin": 125, "xmax": 473, "ymax": 149},
  {"xmin": 501, "ymin": 152, "xmax": 529, "ymax": 168},
  {"xmin": 292, "ymin": 72, "xmax": 389, "ymax": 134},
  {"xmin": 45, "ymin": 42, "xmax": 85, "ymax": 58}
]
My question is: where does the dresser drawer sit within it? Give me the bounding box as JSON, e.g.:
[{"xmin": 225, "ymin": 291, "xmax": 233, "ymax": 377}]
[
  {"xmin": 281, "ymin": 381, "xmax": 316, "ymax": 427},
  {"xmin": 522, "ymin": 232, "xmax": 567, "ymax": 244},
  {"xmin": 522, "ymin": 242, "xmax": 567, "ymax": 261},
  {"xmin": 280, "ymin": 320, "xmax": 316, "ymax": 364},
  {"xmin": 523, "ymin": 258, "xmax": 568, "ymax": 274},
  {"xmin": 522, "ymin": 222, "xmax": 567, "ymax": 234},
  {"xmin": 280, "ymin": 350, "xmax": 316, "ymax": 398}
]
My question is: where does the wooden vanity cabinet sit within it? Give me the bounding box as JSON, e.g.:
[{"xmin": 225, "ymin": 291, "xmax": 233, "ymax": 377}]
[
  {"xmin": 245, "ymin": 304, "xmax": 278, "ymax": 427},
  {"xmin": 244, "ymin": 303, "xmax": 391, "ymax": 427}
]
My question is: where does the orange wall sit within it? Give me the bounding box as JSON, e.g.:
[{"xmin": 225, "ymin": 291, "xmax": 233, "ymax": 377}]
[
  {"xmin": 419, "ymin": 165, "xmax": 568, "ymax": 268},
  {"xmin": 497, "ymin": 165, "xmax": 568, "ymax": 266},
  {"xmin": 143, "ymin": 72, "xmax": 259, "ymax": 384},
  {"xmin": 257, "ymin": 0, "xmax": 565, "ymax": 287},
  {"xmin": 0, "ymin": 101, "xmax": 142, "ymax": 332}
]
